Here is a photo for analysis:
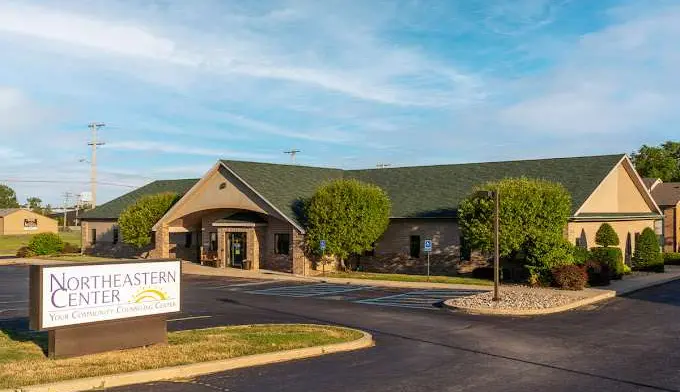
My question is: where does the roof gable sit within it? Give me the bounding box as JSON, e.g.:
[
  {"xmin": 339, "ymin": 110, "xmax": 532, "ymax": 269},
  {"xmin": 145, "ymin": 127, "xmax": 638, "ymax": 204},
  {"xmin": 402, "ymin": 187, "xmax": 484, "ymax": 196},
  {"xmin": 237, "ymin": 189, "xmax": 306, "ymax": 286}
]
[{"xmin": 0, "ymin": 208, "xmax": 21, "ymax": 217}]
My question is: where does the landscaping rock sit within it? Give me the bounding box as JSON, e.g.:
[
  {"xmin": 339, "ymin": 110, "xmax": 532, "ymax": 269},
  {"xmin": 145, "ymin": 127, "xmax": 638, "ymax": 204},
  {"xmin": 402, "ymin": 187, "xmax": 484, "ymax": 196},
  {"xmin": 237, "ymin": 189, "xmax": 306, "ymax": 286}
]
[{"xmin": 448, "ymin": 286, "xmax": 588, "ymax": 310}]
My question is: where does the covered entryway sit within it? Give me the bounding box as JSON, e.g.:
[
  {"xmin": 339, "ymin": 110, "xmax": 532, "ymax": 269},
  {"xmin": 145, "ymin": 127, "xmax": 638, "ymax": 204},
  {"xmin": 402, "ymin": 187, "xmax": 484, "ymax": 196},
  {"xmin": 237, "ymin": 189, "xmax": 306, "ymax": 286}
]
[{"xmin": 213, "ymin": 211, "xmax": 267, "ymax": 270}]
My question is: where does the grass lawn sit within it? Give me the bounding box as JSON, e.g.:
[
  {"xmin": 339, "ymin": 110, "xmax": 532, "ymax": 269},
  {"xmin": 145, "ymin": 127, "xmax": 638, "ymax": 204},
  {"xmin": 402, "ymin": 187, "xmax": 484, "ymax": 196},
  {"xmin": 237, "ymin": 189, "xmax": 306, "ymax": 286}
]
[
  {"xmin": 0, "ymin": 324, "xmax": 362, "ymax": 389},
  {"xmin": 0, "ymin": 230, "xmax": 81, "ymax": 255},
  {"xmin": 326, "ymin": 271, "xmax": 493, "ymax": 286}
]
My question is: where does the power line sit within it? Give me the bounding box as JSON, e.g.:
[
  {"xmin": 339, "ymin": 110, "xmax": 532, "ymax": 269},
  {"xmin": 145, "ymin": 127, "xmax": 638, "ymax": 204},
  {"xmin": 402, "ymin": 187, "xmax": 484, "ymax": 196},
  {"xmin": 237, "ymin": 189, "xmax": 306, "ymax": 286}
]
[
  {"xmin": 88, "ymin": 122, "xmax": 106, "ymax": 207},
  {"xmin": 0, "ymin": 179, "xmax": 137, "ymax": 188}
]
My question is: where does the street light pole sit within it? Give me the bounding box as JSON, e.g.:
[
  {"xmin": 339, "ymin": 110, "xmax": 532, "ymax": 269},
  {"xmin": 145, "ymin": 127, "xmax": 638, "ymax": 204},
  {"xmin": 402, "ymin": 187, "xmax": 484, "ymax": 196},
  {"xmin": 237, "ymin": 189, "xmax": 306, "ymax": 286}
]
[{"xmin": 493, "ymin": 189, "xmax": 500, "ymax": 301}]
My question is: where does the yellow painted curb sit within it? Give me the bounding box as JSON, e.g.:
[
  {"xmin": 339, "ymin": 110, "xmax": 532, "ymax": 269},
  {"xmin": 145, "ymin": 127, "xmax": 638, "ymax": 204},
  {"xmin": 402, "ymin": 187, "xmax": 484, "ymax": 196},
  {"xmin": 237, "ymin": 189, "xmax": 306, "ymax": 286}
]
[
  {"xmin": 1, "ymin": 328, "xmax": 373, "ymax": 392},
  {"xmin": 443, "ymin": 290, "xmax": 616, "ymax": 316}
]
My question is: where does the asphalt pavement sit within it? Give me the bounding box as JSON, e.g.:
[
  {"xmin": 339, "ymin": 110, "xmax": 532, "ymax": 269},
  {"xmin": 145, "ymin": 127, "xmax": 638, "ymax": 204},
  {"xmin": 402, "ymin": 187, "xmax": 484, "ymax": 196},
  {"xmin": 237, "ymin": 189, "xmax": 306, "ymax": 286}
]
[{"xmin": 2, "ymin": 265, "xmax": 680, "ymax": 392}]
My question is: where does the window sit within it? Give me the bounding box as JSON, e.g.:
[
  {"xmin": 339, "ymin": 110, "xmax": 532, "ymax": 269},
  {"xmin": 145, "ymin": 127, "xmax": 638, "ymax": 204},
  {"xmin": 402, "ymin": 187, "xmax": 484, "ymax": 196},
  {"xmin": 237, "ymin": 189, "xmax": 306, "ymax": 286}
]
[
  {"xmin": 275, "ymin": 233, "xmax": 290, "ymax": 255},
  {"xmin": 410, "ymin": 235, "xmax": 421, "ymax": 258},
  {"xmin": 209, "ymin": 232, "xmax": 217, "ymax": 251},
  {"xmin": 185, "ymin": 232, "xmax": 193, "ymax": 248},
  {"xmin": 90, "ymin": 229, "xmax": 97, "ymax": 245},
  {"xmin": 112, "ymin": 227, "xmax": 119, "ymax": 245}
]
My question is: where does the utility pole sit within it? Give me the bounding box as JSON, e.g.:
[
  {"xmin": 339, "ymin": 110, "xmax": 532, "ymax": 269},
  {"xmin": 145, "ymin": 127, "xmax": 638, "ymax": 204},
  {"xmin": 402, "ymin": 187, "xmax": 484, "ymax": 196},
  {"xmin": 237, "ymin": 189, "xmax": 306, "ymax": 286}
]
[
  {"xmin": 62, "ymin": 192, "xmax": 73, "ymax": 230},
  {"xmin": 87, "ymin": 122, "xmax": 106, "ymax": 207},
  {"xmin": 284, "ymin": 149, "xmax": 300, "ymax": 164}
]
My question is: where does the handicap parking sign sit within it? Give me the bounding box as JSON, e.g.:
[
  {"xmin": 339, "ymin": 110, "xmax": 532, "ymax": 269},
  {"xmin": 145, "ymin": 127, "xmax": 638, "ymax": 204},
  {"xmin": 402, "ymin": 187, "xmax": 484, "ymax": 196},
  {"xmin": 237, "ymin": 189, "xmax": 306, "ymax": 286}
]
[
  {"xmin": 424, "ymin": 239, "xmax": 432, "ymax": 252},
  {"xmin": 320, "ymin": 240, "xmax": 327, "ymax": 251}
]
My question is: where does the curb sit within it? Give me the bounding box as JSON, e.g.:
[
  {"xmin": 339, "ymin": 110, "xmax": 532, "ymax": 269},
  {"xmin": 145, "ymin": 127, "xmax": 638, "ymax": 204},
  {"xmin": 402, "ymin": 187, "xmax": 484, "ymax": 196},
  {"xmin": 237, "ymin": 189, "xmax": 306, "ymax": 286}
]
[
  {"xmin": 443, "ymin": 290, "xmax": 616, "ymax": 316},
  {"xmin": 613, "ymin": 271, "xmax": 680, "ymax": 296},
  {"xmin": 2, "ymin": 329, "xmax": 373, "ymax": 392}
]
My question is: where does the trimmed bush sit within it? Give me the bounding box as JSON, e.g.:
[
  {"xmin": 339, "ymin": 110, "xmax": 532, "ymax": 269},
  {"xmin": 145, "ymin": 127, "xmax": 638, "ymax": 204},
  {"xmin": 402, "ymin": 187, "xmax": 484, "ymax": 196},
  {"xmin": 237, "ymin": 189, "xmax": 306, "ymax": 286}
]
[
  {"xmin": 595, "ymin": 223, "xmax": 619, "ymax": 247},
  {"xmin": 623, "ymin": 264, "xmax": 632, "ymax": 275},
  {"xmin": 590, "ymin": 247, "xmax": 624, "ymax": 279},
  {"xmin": 663, "ymin": 252, "xmax": 680, "ymax": 265},
  {"xmin": 119, "ymin": 192, "xmax": 179, "ymax": 248},
  {"xmin": 62, "ymin": 242, "xmax": 80, "ymax": 254},
  {"xmin": 633, "ymin": 228, "xmax": 664, "ymax": 272},
  {"xmin": 15, "ymin": 246, "xmax": 36, "ymax": 258},
  {"xmin": 551, "ymin": 264, "xmax": 587, "ymax": 290},
  {"xmin": 28, "ymin": 233, "xmax": 64, "ymax": 255},
  {"xmin": 573, "ymin": 246, "xmax": 591, "ymax": 265},
  {"xmin": 584, "ymin": 260, "xmax": 610, "ymax": 286}
]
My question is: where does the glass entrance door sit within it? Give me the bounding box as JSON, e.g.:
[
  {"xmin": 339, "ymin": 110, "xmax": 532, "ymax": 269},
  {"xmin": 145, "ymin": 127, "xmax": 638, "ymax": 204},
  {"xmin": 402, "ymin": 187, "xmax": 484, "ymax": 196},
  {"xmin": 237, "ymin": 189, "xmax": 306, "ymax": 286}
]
[{"xmin": 229, "ymin": 233, "xmax": 246, "ymax": 268}]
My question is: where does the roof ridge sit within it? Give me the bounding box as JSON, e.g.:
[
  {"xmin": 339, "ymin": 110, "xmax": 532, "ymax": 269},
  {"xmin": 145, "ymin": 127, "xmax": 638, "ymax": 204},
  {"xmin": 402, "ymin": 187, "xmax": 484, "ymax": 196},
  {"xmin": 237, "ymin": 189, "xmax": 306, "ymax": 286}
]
[{"xmin": 222, "ymin": 154, "xmax": 626, "ymax": 172}]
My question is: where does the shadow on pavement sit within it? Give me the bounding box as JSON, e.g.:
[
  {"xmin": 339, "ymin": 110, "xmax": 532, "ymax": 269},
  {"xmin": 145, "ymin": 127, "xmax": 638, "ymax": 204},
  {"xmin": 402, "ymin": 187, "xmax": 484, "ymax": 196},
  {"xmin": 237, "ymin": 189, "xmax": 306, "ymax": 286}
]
[{"xmin": 0, "ymin": 317, "xmax": 48, "ymax": 356}]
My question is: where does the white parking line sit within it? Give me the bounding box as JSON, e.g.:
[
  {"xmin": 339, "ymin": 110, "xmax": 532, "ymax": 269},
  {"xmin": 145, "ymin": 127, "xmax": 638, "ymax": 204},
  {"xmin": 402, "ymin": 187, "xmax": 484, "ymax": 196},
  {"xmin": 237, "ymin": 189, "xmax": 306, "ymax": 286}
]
[
  {"xmin": 0, "ymin": 307, "xmax": 27, "ymax": 313},
  {"xmin": 356, "ymin": 290, "xmax": 482, "ymax": 310},
  {"xmin": 0, "ymin": 300, "xmax": 27, "ymax": 304},
  {"xmin": 168, "ymin": 316, "xmax": 213, "ymax": 322},
  {"xmin": 248, "ymin": 283, "xmax": 369, "ymax": 298}
]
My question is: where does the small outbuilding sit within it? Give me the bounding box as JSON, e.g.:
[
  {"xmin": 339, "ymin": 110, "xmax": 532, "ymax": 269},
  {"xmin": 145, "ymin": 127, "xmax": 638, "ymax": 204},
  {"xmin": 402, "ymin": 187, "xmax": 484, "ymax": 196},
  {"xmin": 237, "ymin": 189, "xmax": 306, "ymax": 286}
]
[{"xmin": 0, "ymin": 208, "xmax": 58, "ymax": 235}]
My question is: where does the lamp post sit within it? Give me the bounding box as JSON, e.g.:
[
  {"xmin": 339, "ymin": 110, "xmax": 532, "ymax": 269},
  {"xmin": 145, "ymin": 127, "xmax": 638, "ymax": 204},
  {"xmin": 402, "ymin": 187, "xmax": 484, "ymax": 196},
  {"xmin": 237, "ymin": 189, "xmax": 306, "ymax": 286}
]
[{"xmin": 474, "ymin": 190, "xmax": 500, "ymax": 301}]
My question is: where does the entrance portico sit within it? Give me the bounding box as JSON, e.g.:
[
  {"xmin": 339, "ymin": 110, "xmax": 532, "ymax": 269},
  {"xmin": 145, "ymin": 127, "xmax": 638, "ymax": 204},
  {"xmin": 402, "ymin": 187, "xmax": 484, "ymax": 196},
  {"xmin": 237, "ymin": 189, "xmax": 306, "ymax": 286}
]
[{"xmin": 152, "ymin": 162, "xmax": 310, "ymax": 274}]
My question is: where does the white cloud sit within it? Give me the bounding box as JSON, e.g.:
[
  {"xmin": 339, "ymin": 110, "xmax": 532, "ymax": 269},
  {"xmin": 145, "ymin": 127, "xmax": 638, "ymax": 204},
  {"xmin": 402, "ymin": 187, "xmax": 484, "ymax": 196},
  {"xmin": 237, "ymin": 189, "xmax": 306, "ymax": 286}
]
[
  {"xmin": 0, "ymin": 87, "xmax": 51, "ymax": 133},
  {"xmin": 0, "ymin": 2, "xmax": 483, "ymax": 107},
  {"xmin": 105, "ymin": 140, "xmax": 276, "ymax": 161},
  {"xmin": 495, "ymin": 4, "xmax": 680, "ymax": 135}
]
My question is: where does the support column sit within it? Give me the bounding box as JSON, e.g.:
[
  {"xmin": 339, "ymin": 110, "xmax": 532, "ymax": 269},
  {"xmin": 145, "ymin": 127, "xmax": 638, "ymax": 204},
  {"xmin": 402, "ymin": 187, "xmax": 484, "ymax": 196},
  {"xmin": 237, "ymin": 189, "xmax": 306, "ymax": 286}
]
[
  {"xmin": 291, "ymin": 230, "xmax": 308, "ymax": 275},
  {"xmin": 81, "ymin": 222, "xmax": 89, "ymax": 252},
  {"xmin": 154, "ymin": 224, "xmax": 170, "ymax": 259}
]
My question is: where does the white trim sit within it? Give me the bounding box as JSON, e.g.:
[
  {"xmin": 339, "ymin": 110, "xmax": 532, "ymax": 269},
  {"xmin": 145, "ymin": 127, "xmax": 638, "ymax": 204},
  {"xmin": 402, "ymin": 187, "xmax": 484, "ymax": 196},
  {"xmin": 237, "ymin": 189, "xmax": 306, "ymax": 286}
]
[
  {"xmin": 168, "ymin": 227, "xmax": 190, "ymax": 233},
  {"xmin": 212, "ymin": 222, "xmax": 268, "ymax": 227},
  {"xmin": 573, "ymin": 155, "xmax": 662, "ymax": 216},
  {"xmin": 152, "ymin": 161, "xmax": 305, "ymax": 234},
  {"xmin": 152, "ymin": 162, "xmax": 222, "ymax": 231},
  {"xmin": 219, "ymin": 162, "xmax": 306, "ymax": 233},
  {"xmin": 622, "ymin": 155, "xmax": 663, "ymax": 215}
]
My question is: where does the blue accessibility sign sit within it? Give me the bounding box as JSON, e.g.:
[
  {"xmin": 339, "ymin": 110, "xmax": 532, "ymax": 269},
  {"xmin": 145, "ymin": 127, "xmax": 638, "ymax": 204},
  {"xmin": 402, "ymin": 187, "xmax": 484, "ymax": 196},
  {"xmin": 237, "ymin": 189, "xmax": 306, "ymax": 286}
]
[
  {"xmin": 423, "ymin": 239, "xmax": 432, "ymax": 252},
  {"xmin": 320, "ymin": 240, "xmax": 327, "ymax": 251}
]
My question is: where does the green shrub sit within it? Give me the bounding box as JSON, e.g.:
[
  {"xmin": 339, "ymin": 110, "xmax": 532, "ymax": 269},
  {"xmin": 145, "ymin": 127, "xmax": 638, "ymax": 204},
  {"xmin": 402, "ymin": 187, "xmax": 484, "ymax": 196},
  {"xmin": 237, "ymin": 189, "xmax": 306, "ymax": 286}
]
[
  {"xmin": 633, "ymin": 228, "xmax": 664, "ymax": 272},
  {"xmin": 551, "ymin": 264, "xmax": 587, "ymax": 290},
  {"xmin": 663, "ymin": 252, "xmax": 680, "ymax": 265},
  {"xmin": 573, "ymin": 246, "xmax": 591, "ymax": 265},
  {"xmin": 595, "ymin": 223, "xmax": 620, "ymax": 247},
  {"xmin": 590, "ymin": 247, "xmax": 624, "ymax": 279},
  {"xmin": 28, "ymin": 233, "xmax": 64, "ymax": 255},
  {"xmin": 623, "ymin": 264, "xmax": 632, "ymax": 275},
  {"xmin": 15, "ymin": 246, "xmax": 36, "ymax": 258},
  {"xmin": 62, "ymin": 242, "xmax": 80, "ymax": 254},
  {"xmin": 119, "ymin": 192, "xmax": 179, "ymax": 248},
  {"xmin": 584, "ymin": 260, "xmax": 610, "ymax": 286}
]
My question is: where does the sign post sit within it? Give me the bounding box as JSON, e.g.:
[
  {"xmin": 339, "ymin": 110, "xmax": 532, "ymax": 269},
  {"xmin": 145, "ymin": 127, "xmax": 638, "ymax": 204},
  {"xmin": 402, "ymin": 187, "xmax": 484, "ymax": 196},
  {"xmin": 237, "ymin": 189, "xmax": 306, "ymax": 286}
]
[
  {"xmin": 319, "ymin": 240, "xmax": 327, "ymax": 277},
  {"xmin": 29, "ymin": 259, "xmax": 181, "ymax": 358},
  {"xmin": 424, "ymin": 239, "xmax": 432, "ymax": 281}
]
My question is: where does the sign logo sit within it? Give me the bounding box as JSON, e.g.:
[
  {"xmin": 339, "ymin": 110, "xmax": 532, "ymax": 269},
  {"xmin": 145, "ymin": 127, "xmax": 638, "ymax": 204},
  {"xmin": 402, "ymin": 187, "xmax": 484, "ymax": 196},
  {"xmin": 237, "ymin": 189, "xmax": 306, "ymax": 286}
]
[
  {"xmin": 24, "ymin": 218, "xmax": 38, "ymax": 231},
  {"xmin": 424, "ymin": 239, "xmax": 432, "ymax": 252},
  {"xmin": 319, "ymin": 240, "xmax": 327, "ymax": 251}
]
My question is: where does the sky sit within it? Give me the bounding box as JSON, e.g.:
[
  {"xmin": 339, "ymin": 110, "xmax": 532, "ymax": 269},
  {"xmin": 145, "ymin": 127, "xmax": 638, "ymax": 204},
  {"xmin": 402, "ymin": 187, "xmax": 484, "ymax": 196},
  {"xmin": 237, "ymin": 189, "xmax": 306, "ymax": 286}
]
[{"xmin": 1, "ymin": 0, "xmax": 679, "ymax": 206}]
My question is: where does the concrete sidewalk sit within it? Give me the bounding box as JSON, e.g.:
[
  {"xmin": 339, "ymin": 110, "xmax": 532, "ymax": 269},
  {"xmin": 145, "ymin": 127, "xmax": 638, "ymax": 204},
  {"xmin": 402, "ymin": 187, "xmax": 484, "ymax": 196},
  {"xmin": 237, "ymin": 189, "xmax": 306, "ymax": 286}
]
[{"xmin": 607, "ymin": 265, "xmax": 680, "ymax": 295}]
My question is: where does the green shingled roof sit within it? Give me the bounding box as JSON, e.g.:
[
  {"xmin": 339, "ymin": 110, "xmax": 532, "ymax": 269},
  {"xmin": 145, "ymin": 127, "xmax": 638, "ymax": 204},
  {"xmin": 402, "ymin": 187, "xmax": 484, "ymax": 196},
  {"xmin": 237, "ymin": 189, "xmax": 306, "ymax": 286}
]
[
  {"xmin": 80, "ymin": 179, "xmax": 199, "ymax": 220},
  {"xmin": 222, "ymin": 154, "xmax": 625, "ymax": 225},
  {"xmin": 83, "ymin": 154, "xmax": 626, "ymax": 224}
]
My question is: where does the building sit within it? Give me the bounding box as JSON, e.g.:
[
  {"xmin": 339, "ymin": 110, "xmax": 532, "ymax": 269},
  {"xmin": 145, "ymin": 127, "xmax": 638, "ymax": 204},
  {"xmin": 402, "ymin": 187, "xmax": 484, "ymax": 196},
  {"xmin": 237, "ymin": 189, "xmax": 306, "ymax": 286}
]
[
  {"xmin": 645, "ymin": 179, "xmax": 680, "ymax": 252},
  {"xmin": 80, "ymin": 154, "xmax": 662, "ymax": 274},
  {"xmin": 0, "ymin": 209, "xmax": 58, "ymax": 235}
]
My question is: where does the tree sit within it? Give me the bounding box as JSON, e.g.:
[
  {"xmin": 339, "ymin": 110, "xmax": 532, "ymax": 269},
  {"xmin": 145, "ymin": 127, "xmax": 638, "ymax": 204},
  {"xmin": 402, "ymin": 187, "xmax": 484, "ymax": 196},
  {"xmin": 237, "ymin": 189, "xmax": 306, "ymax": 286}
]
[
  {"xmin": 458, "ymin": 177, "xmax": 573, "ymax": 274},
  {"xmin": 118, "ymin": 192, "xmax": 179, "ymax": 248},
  {"xmin": 26, "ymin": 197, "xmax": 43, "ymax": 213},
  {"xmin": 632, "ymin": 141, "xmax": 680, "ymax": 182},
  {"xmin": 304, "ymin": 179, "xmax": 391, "ymax": 269},
  {"xmin": 595, "ymin": 223, "xmax": 619, "ymax": 247},
  {"xmin": 633, "ymin": 227, "xmax": 664, "ymax": 272},
  {"xmin": 0, "ymin": 185, "xmax": 19, "ymax": 208}
]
